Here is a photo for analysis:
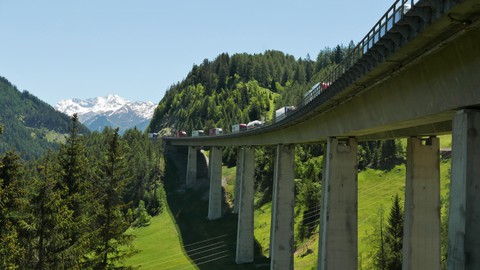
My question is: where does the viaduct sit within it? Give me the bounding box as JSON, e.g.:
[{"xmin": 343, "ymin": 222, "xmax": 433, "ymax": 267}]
[{"xmin": 164, "ymin": 0, "xmax": 480, "ymax": 269}]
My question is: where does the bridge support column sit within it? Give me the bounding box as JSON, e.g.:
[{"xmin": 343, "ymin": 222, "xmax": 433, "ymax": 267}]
[
  {"xmin": 270, "ymin": 144, "xmax": 295, "ymax": 270},
  {"xmin": 403, "ymin": 137, "xmax": 441, "ymax": 270},
  {"xmin": 318, "ymin": 137, "xmax": 358, "ymax": 270},
  {"xmin": 233, "ymin": 147, "xmax": 244, "ymax": 214},
  {"xmin": 448, "ymin": 110, "xmax": 480, "ymax": 270},
  {"xmin": 186, "ymin": 146, "xmax": 197, "ymax": 187},
  {"xmin": 236, "ymin": 147, "xmax": 255, "ymax": 264},
  {"xmin": 208, "ymin": 150, "xmax": 213, "ymax": 179},
  {"xmin": 208, "ymin": 146, "xmax": 223, "ymax": 220}
]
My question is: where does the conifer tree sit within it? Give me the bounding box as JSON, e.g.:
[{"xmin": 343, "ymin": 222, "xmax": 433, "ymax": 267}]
[
  {"xmin": 57, "ymin": 113, "xmax": 92, "ymax": 266},
  {"xmin": 385, "ymin": 194, "xmax": 403, "ymax": 270},
  {"xmin": 373, "ymin": 194, "xmax": 404, "ymax": 269},
  {"xmin": 31, "ymin": 152, "xmax": 73, "ymax": 269},
  {"xmin": 92, "ymin": 128, "xmax": 136, "ymax": 269},
  {"xmin": 133, "ymin": 200, "xmax": 151, "ymax": 227},
  {"xmin": 374, "ymin": 209, "xmax": 387, "ymax": 270},
  {"xmin": 0, "ymin": 151, "xmax": 26, "ymax": 269}
]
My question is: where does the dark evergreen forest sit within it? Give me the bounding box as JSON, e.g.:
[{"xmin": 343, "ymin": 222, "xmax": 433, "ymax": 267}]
[
  {"xmin": 0, "ymin": 115, "xmax": 166, "ymax": 269},
  {"xmin": 0, "ymin": 76, "xmax": 90, "ymax": 160}
]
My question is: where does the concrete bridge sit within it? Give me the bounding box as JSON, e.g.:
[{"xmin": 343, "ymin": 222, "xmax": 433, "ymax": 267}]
[{"xmin": 164, "ymin": 0, "xmax": 480, "ymax": 269}]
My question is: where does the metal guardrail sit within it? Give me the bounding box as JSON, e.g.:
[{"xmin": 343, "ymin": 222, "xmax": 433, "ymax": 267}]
[
  {"xmin": 170, "ymin": 0, "xmax": 425, "ymax": 138},
  {"xmin": 261, "ymin": 0, "xmax": 420, "ymax": 128}
]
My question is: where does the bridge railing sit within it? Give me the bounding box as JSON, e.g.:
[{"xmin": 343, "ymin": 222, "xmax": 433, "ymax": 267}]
[
  {"xmin": 172, "ymin": 0, "xmax": 422, "ymax": 137},
  {"xmin": 318, "ymin": 0, "xmax": 416, "ymax": 91},
  {"xmin": 260, "ymin": 0, "xmax": 419, "ymax": 130}
]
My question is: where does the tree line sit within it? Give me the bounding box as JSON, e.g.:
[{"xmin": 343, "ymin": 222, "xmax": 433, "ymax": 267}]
[{"xmin": 0, "ymin": 115, "xmax": 166, "ymax": 269}]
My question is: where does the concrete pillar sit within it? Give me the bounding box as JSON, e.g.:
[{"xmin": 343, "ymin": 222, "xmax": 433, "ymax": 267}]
[
  {"xmin": 208, "ymin": 149, "xmax": 213, "ymax": 179},
  {"xmin": 186, "ymin": 146, "xmax": 197, "ymax": 187},
  {"xmin": 403, "ymin": 136, "xmax": 441, "ymax": 270},
  {"xmin": 236, "ymin": 147, "xmax": 255, "ymax": 264},
  {"xmin": 208, "ymin": 146, "xmax": 223, "ymax": 220},
  {"xmin": 270, "ymin": 144, "xmax": 295, "ymax": 270},
  {"xmin": 318, "ymin": 137, "xmax": 358, "ymax": 270},
  {"xmin": 233, "ymin": 147, "xmax": 244, "ymax": 214},
  {"xmin": 448, "ymin": 110, "xmax": 480, "ymax": 270}
]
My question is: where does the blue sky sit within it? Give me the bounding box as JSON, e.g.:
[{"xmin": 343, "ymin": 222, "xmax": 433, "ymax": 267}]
[{"xmin": 0, "ymin": 0, "xmax": 393, "ymax": 106}]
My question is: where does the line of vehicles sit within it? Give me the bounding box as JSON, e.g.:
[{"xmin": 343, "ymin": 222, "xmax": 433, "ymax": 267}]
[
  {"xmin": 167, "ymin": 81, "xmax": 332, "ymax": 138},
  {"xmin": 160, "ymin": 2, "xmax": 415, "ymax": 140}
]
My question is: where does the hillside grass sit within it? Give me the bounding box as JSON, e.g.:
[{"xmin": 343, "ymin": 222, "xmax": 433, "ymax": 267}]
[
  {"xmin": 258, "ymin": 87, "xmax": 280, "ymax": 121},
  {"xmin": 125, "ymin": 206, "xmax": 196, "ymax": 269}
]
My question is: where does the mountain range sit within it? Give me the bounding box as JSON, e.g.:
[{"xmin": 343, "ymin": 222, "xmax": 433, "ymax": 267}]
[{"xmin": 55, "ymin": 94, "xmax": 157, "ymax": 134}]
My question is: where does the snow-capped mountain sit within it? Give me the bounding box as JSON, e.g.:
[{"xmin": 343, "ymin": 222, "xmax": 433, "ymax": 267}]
[{"xmin": 55, "ymin": 94, "xmax": 157, "ymax": 133}]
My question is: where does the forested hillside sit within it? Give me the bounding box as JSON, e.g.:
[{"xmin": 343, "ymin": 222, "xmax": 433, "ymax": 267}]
[
  {"xmin": 0, "ymin": 76, "xmax": 90, "ymax": 159},
  {"xmin": 148, "ymin": 45, "xmax": 354, "ymax": 135},
  {"xmin": 0, "ymin": 115, "xmax": 166, "ymax": 269}
]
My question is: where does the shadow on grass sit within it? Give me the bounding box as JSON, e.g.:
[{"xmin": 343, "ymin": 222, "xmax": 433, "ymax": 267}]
[
  {"xmin": 165, "ymin": 183, "xmax": 270, "ymax": 270},
  {"xmin": 167, "ymin": 187, "xmax": 270, "ymax": 270}
]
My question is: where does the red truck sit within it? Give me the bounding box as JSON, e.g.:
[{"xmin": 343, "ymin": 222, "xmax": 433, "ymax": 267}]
[
  {"xmin": 209, "ymin": 128, "xmax": 223, "ymax": 136},
  {"xmin": 176, "ymin": 130, "xmax": 187, "ymax": 137}
]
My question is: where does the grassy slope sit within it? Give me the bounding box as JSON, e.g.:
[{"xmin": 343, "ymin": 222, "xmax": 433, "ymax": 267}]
[
  {"xmin": 127, "ymin": 135, "xmax": 452, "ymax": 269},
  {"xmin": 125, "ymin": 206, "xmax": 196, "ymax": 269},
  {"xmin": 254, "ymin": 135, "xmax": 453, "ymax": 269}
]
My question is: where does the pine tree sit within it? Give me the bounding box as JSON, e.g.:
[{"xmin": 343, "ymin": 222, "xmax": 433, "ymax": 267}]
[
  {"xmin": 92, "ymin": 128, "xmax": 136, "ymax": 269},
  {"xmin": 30, "ymin": 151, "xmax": 73, "ymax": 269},
  {"xmin": 56, "ymin": 113, "xmax": 92, "ymax": 267},
  {"xmin": 334, "ymin": 45, "xmax": 343, "ymax": 64},
  {"xmin": 133, "ymin": 200, "xmax": 151, "ymax": 227},
  {"xmin": 373, "ymin": 194, "xmax": 404, "ymax": 269},
  {"xmin": 385, "ymin": 194, "xmax": 403, "ymax": 270},
  {"xmin": 374, "ymin": 209, "xmax": 387, "ymax": 269},
  {"xmin": 0, "ymin": 151, "xmax": 26, "ymax": 269}
]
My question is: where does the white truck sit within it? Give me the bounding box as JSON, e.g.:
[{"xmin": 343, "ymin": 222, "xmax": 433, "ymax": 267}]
[
  {"xmin": 192, "ymin": 130, "xmax": 205, "ymax": 137},
  {"xmin": 247, "ymin": 120, "xmax": 264, "ymax": 130},
  {"xmin": 209, "ymin": 128, "xmax": 223, "ymax": 136},
  {"xmin": 275, "ymin": 106, "xmax": 296, "ymax": 122},
  {"xmin": 232, "ymin": 123, "xmax": 247, "ymax": 133}
]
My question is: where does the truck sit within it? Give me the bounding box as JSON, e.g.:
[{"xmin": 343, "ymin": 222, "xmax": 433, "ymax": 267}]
[
  {"xmin": 275, "ymin": 106, "xmax": 296, "ymax": 122},
  {"xmin": 232, "ymin": 123, "xmax": 247, "ymax": 133},
  {"xmin": 176, "ymin": 130, "xmax": 187, "ymax": 137},
  {"xmin": 247, "ymin": 120, "xmax": 264, "ymax": 130},
  {"xmin": 209, "ymin": 128, "xmax": 223, "ymax": 136},
  {"xmin": 304, "ymin": 82, "xmax": 320, "ymax": 105},
  {"xmin": 192, "ymin": 130, "xmax": 205, "ymax": 137},
  {"xmin": 147, "ymin": 133, "xmax": 158, "ymax": 138}
]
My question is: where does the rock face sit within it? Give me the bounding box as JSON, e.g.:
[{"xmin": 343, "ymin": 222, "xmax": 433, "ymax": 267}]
[{"xmin": 55, "ymin": 94, "xmax": 157, "ymax": 133}]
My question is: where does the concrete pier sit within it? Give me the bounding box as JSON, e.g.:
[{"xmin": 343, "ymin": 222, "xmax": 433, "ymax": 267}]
[
  {"xmin": 403, "ymin": 137, "xmax": 441, "ymax": 270},
  {"xmin": 186, "ymin": 146, "xmax": 197, "ymax": 187},
  {"xmin": 236, "ymin": 147, "xmax": 255, "ymax": 264},
  {"xmin": 208, "ymin": 150, "xmax": 213, "ymax": 179},
  {"xmin": 448, "ymin": 110, "xmax": 480, "ymax": 270},
  {"xmin": 233, "ymin": 147, "xmax": 244, "ymax": 214},
  {"xmin": 318, "ymin": 137, "xmax": 358, "ymax": 270},
  {"xmin": 208, "ymin": 147, "xmax": 223, "ymax": 220},
  {"xmin": 270, "ymin": 144, "xmax": 295, "ymax": 270}
]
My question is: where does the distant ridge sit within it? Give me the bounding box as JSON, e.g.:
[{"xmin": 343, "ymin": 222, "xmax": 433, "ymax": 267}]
[
  {"xmin": 0, "ymin": 75, "xmax": 90, "ymax": 159},
  {"xmin": 55, "ymin": 94, "xmax": 157, "ymax": 134}
]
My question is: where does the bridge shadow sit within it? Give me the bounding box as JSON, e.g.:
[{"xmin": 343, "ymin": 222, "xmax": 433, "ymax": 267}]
[{"xmin": 164, "ymin": 158, "xmax": 270, "ymax": 270}]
